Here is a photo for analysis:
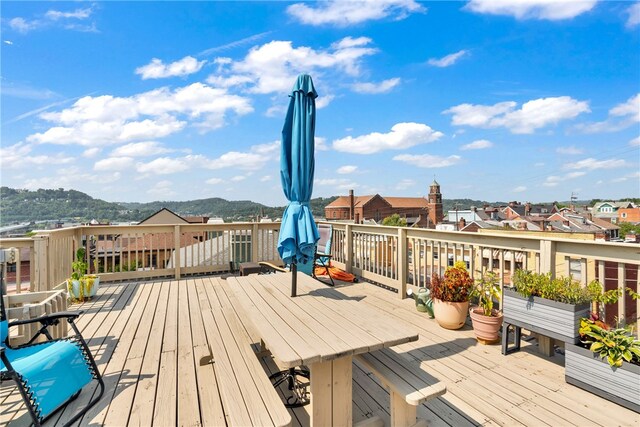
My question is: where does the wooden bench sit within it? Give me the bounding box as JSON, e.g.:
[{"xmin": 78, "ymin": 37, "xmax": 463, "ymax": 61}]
[
  {"xmin": 199, "ymin": 278, "xmax": 292, "ymax": 427},
  {"xmin": 356, "ymin": 348, "xmax": 446, "ymax": 427}
]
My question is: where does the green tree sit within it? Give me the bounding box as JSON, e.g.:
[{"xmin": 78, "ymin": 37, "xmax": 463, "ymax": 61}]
[
  {"xmin": 618, "ymin": 222, "xmax": 640, "ymax": 238},
  {"xmin": 382, "ymin": 214, "xmax": 407, "ymax": 227}
]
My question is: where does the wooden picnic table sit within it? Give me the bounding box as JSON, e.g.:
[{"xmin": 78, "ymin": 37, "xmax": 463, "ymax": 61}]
[{"xmin": 226, "ymin": 272, "xmax": 419, "ymax": 427}]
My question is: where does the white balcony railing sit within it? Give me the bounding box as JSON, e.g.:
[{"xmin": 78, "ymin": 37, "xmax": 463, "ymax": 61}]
[{"xmin": 1, "ymin": 221, "xmax": 638, "ymax": 326}]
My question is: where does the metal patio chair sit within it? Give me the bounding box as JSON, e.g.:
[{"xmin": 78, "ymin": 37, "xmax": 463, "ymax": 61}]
[{"xmin": 0, "ymin": 255, "xmax": 104, "ymax": 427}]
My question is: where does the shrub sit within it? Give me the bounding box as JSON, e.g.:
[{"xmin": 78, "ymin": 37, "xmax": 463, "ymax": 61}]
[{"xmin": 431, "ymin": 261, "xmax": 474, "ymax": 303}]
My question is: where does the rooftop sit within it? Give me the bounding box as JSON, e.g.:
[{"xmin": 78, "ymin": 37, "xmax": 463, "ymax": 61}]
[{"xmin": 3, "ymin": 276, "xmax": 637, "ymax": 426}]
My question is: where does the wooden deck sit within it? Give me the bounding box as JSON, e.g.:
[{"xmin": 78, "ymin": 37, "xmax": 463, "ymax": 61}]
[{"xmin": 2, "ymin": 277, "xmax": 638, "ymax": 427}]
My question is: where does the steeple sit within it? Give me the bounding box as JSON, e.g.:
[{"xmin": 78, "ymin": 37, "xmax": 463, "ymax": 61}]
[{"xmin": 427, "ymin": 179, "xmax": 443, "ymax": 226}]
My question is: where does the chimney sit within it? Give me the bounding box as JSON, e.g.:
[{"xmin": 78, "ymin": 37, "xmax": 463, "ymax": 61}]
[
  {"xmin": 349, "ymin": 189, "xmax": 355, "ymax": 221},
  {"xmin": 525, "ymin": 202, "xmax": 531, "ymax": 216},
  {"xmin": 458, "ymin": 217, "xmax": 466, "ymax": 230}
]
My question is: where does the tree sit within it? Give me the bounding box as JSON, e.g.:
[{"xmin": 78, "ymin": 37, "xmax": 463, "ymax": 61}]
[
  {"xmin": 618, "ymin": 222, "xmax": 640, "ymax": 238},
  {"xmin": 382, "ymin": 214, "xmax": 407, "ymax": 227}
]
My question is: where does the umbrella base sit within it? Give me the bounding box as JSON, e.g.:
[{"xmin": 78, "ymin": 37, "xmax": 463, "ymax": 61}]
[{"xmin": 269, "ymin": 367, "xmax": 310, "ymax": 408}]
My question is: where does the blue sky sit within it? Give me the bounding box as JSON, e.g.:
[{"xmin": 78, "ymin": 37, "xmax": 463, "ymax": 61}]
[{"xmin": 1, "ymin": 1, "xmax": 639, "ymax": 206}]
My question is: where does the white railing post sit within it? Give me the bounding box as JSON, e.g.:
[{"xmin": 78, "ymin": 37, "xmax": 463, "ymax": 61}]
[
  {"xmin": 32, "ymin": 235, "xmax": 49, "ymax": 292},
  {"xmin": 174, "ymin": 225, "xmax": 181, "ymax": 280},
  {"xmin": 539, "ymin": 239, "xmax": 556, "ymax": 276},
  {"xmin": 252, "ymin": 223, "xmax": 260, "ymax": 262},
  {"xmin": 397, "ymin": 227, "xmax": 407, "ymax": 299},
  {"xmin": 345, "ymin": 224, "xmax": 353, "ymax": 274}
]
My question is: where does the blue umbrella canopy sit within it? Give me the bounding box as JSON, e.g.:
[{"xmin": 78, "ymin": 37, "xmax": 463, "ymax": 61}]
[{"xmin": 277, "ymin": 74, "xmax": 320, "ymax": 276}]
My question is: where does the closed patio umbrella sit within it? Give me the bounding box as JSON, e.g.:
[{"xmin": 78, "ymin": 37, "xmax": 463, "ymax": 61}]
[{"xmin": 277, "ymin": 74, "xmax": 320, "ymax": 297}]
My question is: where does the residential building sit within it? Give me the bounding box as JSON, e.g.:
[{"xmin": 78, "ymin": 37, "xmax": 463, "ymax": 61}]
[
  {"xmin": 324, "ymin": 185, "xmax": 442, "ymax": 227},
  {"xmin": 618, "ymin": 207, "xmax": 640, "ymax": 223},
  {"xmin": 592, "ymin": 201, "xmax": 635, "ymax": 223}
]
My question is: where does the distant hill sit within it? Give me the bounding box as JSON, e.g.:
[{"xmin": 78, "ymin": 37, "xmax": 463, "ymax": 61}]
[
  {"xmin": 2, "ymin": 186, "xmax": 635, "ymax": 228},
  {"xmin": 0, "ymin": 187, "xmax": 337, "ymax": 226}
]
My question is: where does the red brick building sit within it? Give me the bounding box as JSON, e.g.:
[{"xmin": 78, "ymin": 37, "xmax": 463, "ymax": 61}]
[{"xmin": 324, "ymin": 183, "xmax": 444, "ymax": 227}]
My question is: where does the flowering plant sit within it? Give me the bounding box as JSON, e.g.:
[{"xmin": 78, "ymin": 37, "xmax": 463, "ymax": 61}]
[
  {"xmin": 470, "ymin": 272, "xmax": 501, "ymax": 316},
  {"xmin": 430, "ymin": 261, "xmax": 474, "ymax": 303}
]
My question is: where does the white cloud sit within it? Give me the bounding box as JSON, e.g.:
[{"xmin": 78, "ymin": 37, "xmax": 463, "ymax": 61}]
[
  {"xmin": 316, "ymin": 95, "xmax": 335, "ymax": 109},
  {"xmin": 315, "ymin": 178, "xmax": 359, "ymax": 190},
  {"xmin": 556, "ymin": 146, "xmax": 583, "ymax": 155},
  {"xmin": 230, "ymin": 175, "xmax": 246, "ymax": 182},
  {"xmin": 333, "ymin": 122, "xmax": 443, "ymax": 154},
  {"xmin": 208, "ymin": 141, "xmax": 280, "ymax": 171},
  {"xmin": 82, "ymin": 147, "xmax": 101, "ymax": 158},
  {"xmin": 465, "ymin": 0, "xmax": 597, "ymax": 21},
  {"xmin": 564, "ymin": 158, "xmax": 628, "ymax": 170},
  {"xmin": 444, "ymin": 96, "xmax": 590, "ymax": 134},
  {"xmin": 206, "ymin": 178, "xmax": 224, "ymax": 185},
  {"xmin": 427, "ymin": 50, "xmax": 468, "ymax": 67},
  {"xmin": 8, "ymin": 6, "xmax": 95, "ymax": 34},
  {"xmin": 543, "ymin": 171, "xmax": 586, "ymax": 187},
  {"xmin": 45, "ymin": 7, "xmax": 93, "ymax": 20},
  {"xmin": 135, "ymin": 56, "xmax": 206, "ymax": 80},
  {"xmin": 207, "ymin": 37, "xmax": 378, "ymax": 95},
  {"xmin": 94, "ymin": 157, "xmax": 135, "ymax": 172},
  {"xmin": 22, "ymin": 171, "xmax": 122, "ymax": 190},
  {"xmin": 460, "ymin": 139, "xmax": 493, "ymax": 150},
  {"xmin": 393, "ymin": 154, "xmax": 462, "ymax": 168},
  {"xmin": 0, "ymin": 142, "xmax": 74, "ymax": 170},
  {"xmin": 27, "ymin": 83, "xmax": 253, "ymax": 146},
  {"xmin": 512, "ymin": 186, "xmax": 527, "ymax": 193},
  {"xmin": 578, "ymin": 93, "xmax": 640, "ymax": 133},
  {"xmin": 315, "ymin": 137, "xmax": 330, "ymax": 151},
  {"xmin": 147, "ymin": 180, "xmax": 176, "ymax": 197},
  {"xmin": 111, "ymin": 141, "xmax": 172, "ymax": 157},
  {"xmin": 351, "ymin": 78, "xmax": 401, "ymax": 94},
  {"xmin": 9, "ymin": 17, "xmax": 40, "ymax": 33},
  {"xmin": 395, "ymin": 179, "xmax": 415, "ymax": 190},
  {"xmin": 136, "ymin": 155, "xmax": 205, "ymax": 175},
  {"xmin": 286, "ymin": 0, "xmax": 424, "ymax": 26},
  {"xmin": 4, "ymin": 40, "xmax": 13, "ymax": 45},
  {"xmin": 630, "ymin": 136, "xmax": 640, "ymax": 147},
  {"xmin": 337, "ymin": 165, "xmax": 358, "ymax": 174},
  {"xmin": 627, "ymin": 2, "xmax": 640, "ymax": 27},
  {"xmin": 260, "ymin": 175, "xmax": 272, "ymax": 182}
]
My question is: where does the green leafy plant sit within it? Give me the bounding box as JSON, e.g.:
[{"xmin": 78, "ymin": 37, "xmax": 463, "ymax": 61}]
[
  {"xmin": 579, "ymin": 318, "xmax": 640, "ymax": 367},
  {"xmin": 430, "ymin": 261, "xmax": 474, "ymax": 303},
  {"xmin": 512, "ymin": 270, "xmax": 592, "ymax": 304},
  {"xmin": 470, "ymin": 272, "xmax": 501, "ymax": 316},
  {"xmin": 586, "ymin": 280, "xmax": 622, "ymax": 305},
  {"xmin": 70, "ymin": 247, "xmax": 88, "ymax": 280}
]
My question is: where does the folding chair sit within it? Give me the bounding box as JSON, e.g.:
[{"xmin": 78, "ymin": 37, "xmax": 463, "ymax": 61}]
[
  {"xmin": 0, "ymin": 266, "xmax": 104, "ymax": 426},
  {"xmin": 313, "ymin": 223, "xmax": 334, "ymax": 287}
]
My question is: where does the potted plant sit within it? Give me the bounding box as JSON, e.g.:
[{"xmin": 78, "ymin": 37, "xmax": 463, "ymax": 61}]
[
  {"xmin": 503, "ymin": 270, "xmax": 592, "ymax": 343},
  {"xmin": 469, "ymin": 272, "xmax": 503, "ymax": 343},
  {"xmin": 67, "ymin": 247, "xmax": 99, "ymax": 301},
  {"xmin": 430, "ymin": 261, "xmax": 474, "ymax": 330},
  {"xmin": 565, "ymin": 317, "xmax": 640, "ymax": 412}
]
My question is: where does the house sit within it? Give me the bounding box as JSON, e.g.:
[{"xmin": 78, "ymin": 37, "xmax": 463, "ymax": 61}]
[
  {"xmin": 139, "ymin": 208, "xmax": 209, "ymax": 225},
  {"xmin": 592, "ymin": 201, "xmax": 635, "ymax": 223},
  {"xmin": 618, "ymin": 207, "xmax": 640, "ymax": 223},
  {"xmin": 324, "ymin": 181, "xmax": 444, "ymax": 227},
  {"xmin": 502, "ymin": 201, "xmax": 557, "ymax": 220}
]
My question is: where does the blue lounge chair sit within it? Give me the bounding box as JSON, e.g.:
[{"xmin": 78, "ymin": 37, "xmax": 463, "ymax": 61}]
[{"xmin": 0, "ymin": 272, "xmax": 104, "ymax": 426}]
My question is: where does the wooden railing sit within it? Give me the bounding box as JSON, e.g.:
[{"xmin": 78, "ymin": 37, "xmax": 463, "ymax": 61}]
[
  {"xmin": 1, "ymin": 221, "xmax": 638, "ymax": 326},
  {"xmin": 327, "ymin": 223, "xmax": 640, "ymax": 326},
  {"xmin": 0, "ymin": 222, "xmax": 281, "ymax": 292}
]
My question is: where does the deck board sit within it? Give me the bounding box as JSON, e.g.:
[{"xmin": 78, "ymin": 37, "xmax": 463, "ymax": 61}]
[{"xmin": 2, "ymin": 277, "xmax": 639, "ymax": 427}]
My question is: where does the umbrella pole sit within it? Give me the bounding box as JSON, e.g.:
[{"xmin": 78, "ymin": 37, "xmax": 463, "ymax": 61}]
[{"xmin": 291, "ymin": 262, "xmax": 297, "ymax": 297}]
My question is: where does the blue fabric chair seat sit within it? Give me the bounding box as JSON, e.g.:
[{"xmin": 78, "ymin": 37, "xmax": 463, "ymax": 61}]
[{"xmin": 2, "ymin": 339, "xmax": 93, "ymax": 419}]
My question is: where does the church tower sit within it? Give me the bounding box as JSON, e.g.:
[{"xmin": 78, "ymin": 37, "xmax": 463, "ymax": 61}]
[{"xmin": 427, "ymin": 179, "xmax": 443, "ymax": 226}]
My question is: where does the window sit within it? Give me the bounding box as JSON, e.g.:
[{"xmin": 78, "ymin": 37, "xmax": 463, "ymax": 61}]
[
  {"xmin": 333, "ymin": 211, "xmax": 337, "ymax": 218},
  {"xmin": 621, "ymin": 212, "xmax": 627, "ymax": 218},
  {"xmin": 569, "ymin": 259, "xmax": 582, "ymax": 281}
]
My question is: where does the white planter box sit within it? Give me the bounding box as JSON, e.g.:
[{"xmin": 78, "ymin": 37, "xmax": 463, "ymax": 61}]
[
  {"xmin": 3, "ymin": 290, "xmax": 68, "ymax": 346},
  {"xmin": 502, "ymin": 288, "xmax": 589, "ymax": 344},
  {"xmin": 565, "ymin": 343, "xmax": 640, "ymax": 413}
]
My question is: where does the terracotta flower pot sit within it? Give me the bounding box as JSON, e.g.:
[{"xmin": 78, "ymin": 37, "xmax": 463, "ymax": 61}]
[
  {"xmin": 432, "ymin": 298, "xmax": 469, "ymax": 330},
  {"xmin": 469, "ymin": 307, "xmax": 503, "ymax": 343}
]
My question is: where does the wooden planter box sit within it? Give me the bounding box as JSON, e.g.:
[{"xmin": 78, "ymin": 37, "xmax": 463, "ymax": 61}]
[
  {"xmin": 565, "ymin": 343, "xmax": 640, "ymax": 413},
  {"xmin": 3, "ymin": 290, "xmax": 68, "ymax": 346},
  {"xmin": 502, "ymin": 288, "xmax": 589, "ymax": 344}
]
